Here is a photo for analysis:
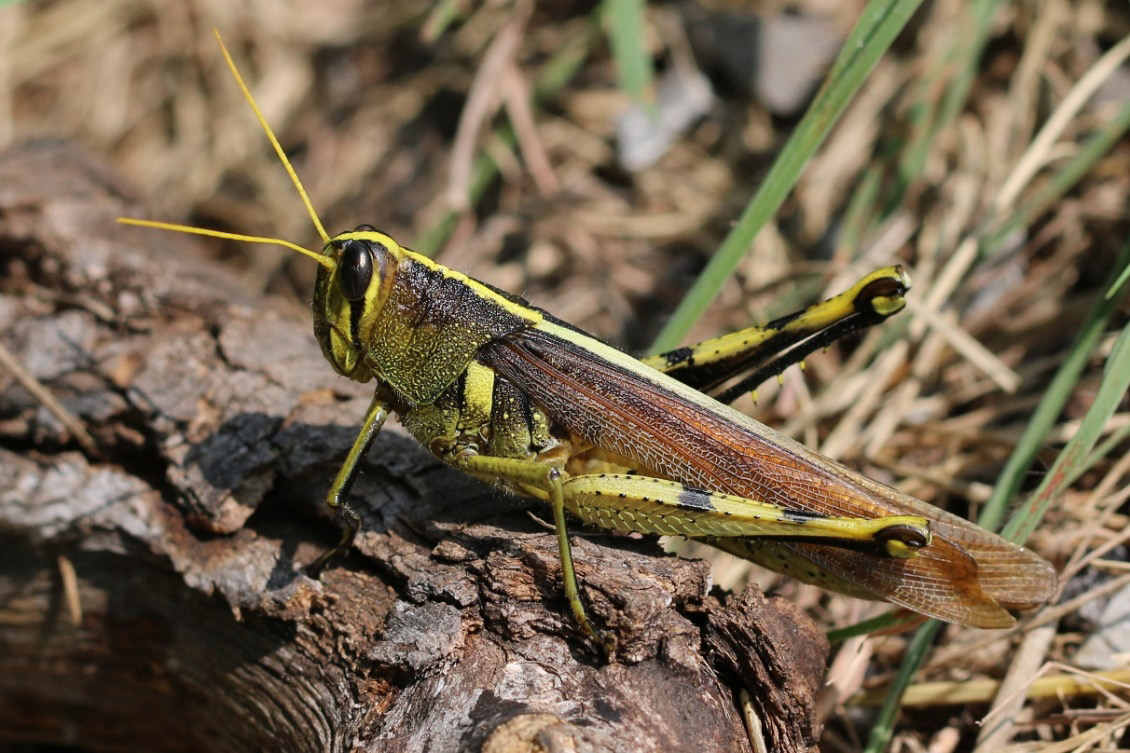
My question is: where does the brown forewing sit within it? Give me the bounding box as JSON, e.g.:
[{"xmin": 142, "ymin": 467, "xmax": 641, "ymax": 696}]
[{"xmin": 481, "ymin": 327, "xmax": 1054, "ymax": 628}]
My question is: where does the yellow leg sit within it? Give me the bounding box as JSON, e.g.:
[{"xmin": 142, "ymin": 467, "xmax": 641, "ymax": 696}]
[
  {"xmin": 455, "ymin": 454, "xmax": 617, "ymax": 656},
  {"xmin": 455, "ymin": 454, "xmax": 933, "ymax": 653},
  {"xmin": 560, "ymin": 473, "xmax": 931, "ymax": 558},
  {"xmin": 309, "ymin": 392, "xmax": 391, "ymax": 577},
  {"xmin": 643, "ymin": 266, "xmax": 911, "ymax": 402}
]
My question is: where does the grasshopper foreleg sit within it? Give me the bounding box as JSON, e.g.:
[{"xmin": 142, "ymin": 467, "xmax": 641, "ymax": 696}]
[{"xmin": 309, "ymin": 392, "xmax": 391, "ymax": 577}]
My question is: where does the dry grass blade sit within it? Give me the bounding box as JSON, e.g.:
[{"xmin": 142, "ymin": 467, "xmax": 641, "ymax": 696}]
[
  {"xmin": 445, "ymin": 1, "xmax": 532, "ymax": 213},
  {"xmin": 854, "ymin": 667, "xmax": 1130, "ymax": 708},
  {"xmin": 0, "ymin": 341, "xmax": 97, "ymax": 455},
  {"xmin": 995, "ymin": 34, "xmax": 1130, "ymax": 213},
  {"xmin": 974, "ymin": 622, "xmax": 1058, "ymax": 751}
]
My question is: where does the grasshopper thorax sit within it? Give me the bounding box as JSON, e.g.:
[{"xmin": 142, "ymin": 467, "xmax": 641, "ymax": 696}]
[{"xmin": 313, "ymin": 225, "xmax": 400, "ymax": 383}]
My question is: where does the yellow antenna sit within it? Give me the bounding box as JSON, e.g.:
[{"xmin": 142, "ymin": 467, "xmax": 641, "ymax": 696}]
[
  {"xmin": 118, "ymin": 31, "xmax": 335, "ymax": 269},
  {"xmin": 213, "ymin": 29, "xmax": 330, "ymax": 245},
  {"xmin": 117, "ymin": 218, "xmax": 335, "ymax": 270}
]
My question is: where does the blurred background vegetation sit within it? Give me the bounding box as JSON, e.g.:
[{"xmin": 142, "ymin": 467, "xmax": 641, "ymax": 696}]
[{"xmin": 2, "ymin": 0, "xmax": 1128, "ymax": 750}]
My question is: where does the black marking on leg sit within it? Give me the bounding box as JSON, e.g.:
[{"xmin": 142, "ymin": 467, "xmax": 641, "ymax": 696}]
[
  {"xmin": 764, "ymin": 308, "xmax": 806, "ymax": 330},
  {"xmin": 677, "ymin": 485, "xmax": 715, "ymax": 511},
  {"xmin": 856, "ymin": 275, "xmax": 909, "ymax": 314},
  {"xmin": 782, "ymin": 508, "xmax": 829, "ymax": 524},
  {"xmin": 660, "ymin": 346, "xmax": 694, "ymax": 367}
]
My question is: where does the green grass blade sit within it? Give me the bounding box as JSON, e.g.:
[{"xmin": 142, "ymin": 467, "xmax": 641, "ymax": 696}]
[
  {"xmin": 420, "ymin": 0, "xmax": 466, "ymax": 43},
  {"xmin": 1004, "ymin": 318, "xmax": 1130, "ymax": 543},
  {"xmin": 1075, "ymin": 423, "xmax": 1130, "ymax": 488},
  {"xmin": 649, "ymin": 0, "xmax": 926, "ymax": 354},
  {"xmin": 1109, "ymin": 263, "xmax": 1130, "ymax": 299},
  {"xmin": 978, "ymin": 241, "xmax": 1130, "ymax": 533},
  {"xmin": 862, "ymin": 621, "xmax": 942, "ymax": 753},
  {"xmin": 893, "ymin": 0, "xmax": 1000, "ymax": 205},
  {"xmin": 603, "ymin": 0, "xmax": 655, "ymax": 113},
  {"xmin": 984, "ymin": 99, "xmax": 1130, "ymax": 256},
  {"xmin": 864, "ymin": 243, "xmax": 1130, "ymax": 752},
  {"xmin": 825, "ymin": 610, "xmax": 916, "ymax": 644}
]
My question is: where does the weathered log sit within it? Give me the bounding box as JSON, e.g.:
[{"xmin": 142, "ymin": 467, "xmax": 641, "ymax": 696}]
[{"xmin": 0, "ymin": 142, "xmax": 830, "ymax": 753}]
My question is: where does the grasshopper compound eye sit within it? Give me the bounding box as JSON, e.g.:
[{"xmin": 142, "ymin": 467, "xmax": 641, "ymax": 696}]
[{"xmin": 339, "ymin": 239, "xmax": 374, "ymax": 301}]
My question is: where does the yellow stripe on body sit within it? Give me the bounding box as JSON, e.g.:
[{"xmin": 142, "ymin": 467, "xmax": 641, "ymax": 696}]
[
  {"xmin": 333, "ymin": 231, "xmax": 543, "ymax": 324},
  {"xmin": 458, "ymin": 361, "xmax": 496, "ymax": 435}
]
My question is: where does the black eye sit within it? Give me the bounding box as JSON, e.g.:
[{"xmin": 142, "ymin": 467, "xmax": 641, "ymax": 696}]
[{"xmin": 338, "ymin": 240, "xmax": 373, "ymax": 301}]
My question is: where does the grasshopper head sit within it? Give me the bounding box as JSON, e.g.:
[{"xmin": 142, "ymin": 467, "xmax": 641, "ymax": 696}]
[
  {"xmin": 313, "ymin": 225, "xmax": 400, "ymax": 383},
  {"xmin": 118, "ymin": 35, "xmax": 408, "ymax": 387}
]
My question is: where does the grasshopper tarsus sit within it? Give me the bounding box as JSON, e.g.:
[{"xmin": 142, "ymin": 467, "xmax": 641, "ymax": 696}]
[
  {"xmin": 308, "ymin": 393, "xmax": 390, "ymax": 577},
  {"xmin": 593, "ymin": 628, "xmax": 619, "ymax": 661},
  {"xmin": 307, "ymin": 503, "xmax": 360, "ymax": 578},
  {"xmin": 566, "ymin": 588, "xmax": 618, "ymax": 661},
  {"xmin": 455, "ymin": 453, "xmax": 618, "ymax": 655}
]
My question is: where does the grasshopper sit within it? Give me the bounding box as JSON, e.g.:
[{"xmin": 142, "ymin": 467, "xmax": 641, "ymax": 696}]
[{"xmin": 121, "ymin": 33, "xmax": 1056, "ymax": 652}]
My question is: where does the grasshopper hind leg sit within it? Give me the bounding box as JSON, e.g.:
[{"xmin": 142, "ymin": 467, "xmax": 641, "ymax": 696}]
[
  {"xmin": 453, "ymin": 456, "xmax": 932, "ymax": 654},
  {"xmin": 308, "ymin": 393, "xmax": 391, "ymax": 577},
  {"xmin": 644, "ymin": 266, "xmax": 912, "ymax": 403}
]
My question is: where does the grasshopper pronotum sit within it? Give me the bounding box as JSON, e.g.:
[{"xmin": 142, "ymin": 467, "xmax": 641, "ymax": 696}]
[{"xmin": 121, "ymin": 32, "xmax": 1056, "ymax": 653}]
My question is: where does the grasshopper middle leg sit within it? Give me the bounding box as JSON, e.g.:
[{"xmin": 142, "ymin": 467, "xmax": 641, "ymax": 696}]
[{"xmin": 455, "ymin": 453, "xmax": 618, "ymax": 655}]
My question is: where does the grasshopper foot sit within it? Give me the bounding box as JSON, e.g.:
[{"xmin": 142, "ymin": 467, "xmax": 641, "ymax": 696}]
[{"xmin": 307, "ymin": 504, "xmax": 361, "ymax": 578}]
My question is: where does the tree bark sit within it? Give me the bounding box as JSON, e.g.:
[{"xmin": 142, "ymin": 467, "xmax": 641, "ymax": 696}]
[{"xmin": 0, "ymin": 142, "xmax": 830, "ymax": 753}]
